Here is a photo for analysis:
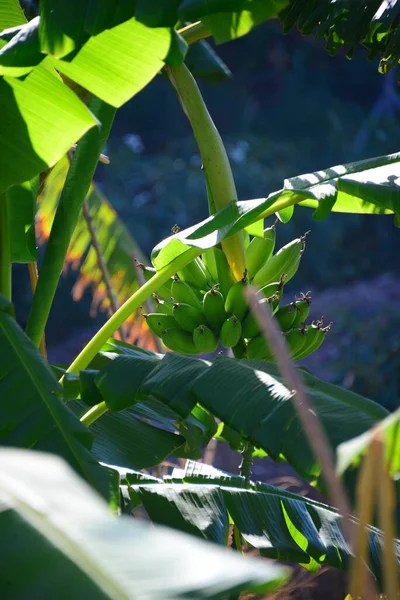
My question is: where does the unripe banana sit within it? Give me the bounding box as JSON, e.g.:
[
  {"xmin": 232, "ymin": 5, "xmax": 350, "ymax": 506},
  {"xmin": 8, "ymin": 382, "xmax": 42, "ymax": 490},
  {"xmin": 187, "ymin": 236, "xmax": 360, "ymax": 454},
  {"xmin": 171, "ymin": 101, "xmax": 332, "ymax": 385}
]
[
  {"xmin": 193, "ymin": 324, "xmax": 218, "ymax": 353},
  {"xmin": 178, "ymin": 257, "xmax": 213, "ymax": 290},
  {"xmin": 291, "ymin": 292, "xmax": 312, "ymax": 328},
  {"xmin": 259, "ymin": 273, "xmax": 286, "ymax": 304},
  {"xmin": 202, "ymin": 249, "xmax": 218, "ymax": 282},
  {"xmin": 246, "ymin": 334, "xmax": 274, "ymax": 361},
  {"xmin": 245, "ymin": 224, "xmax": 276, "ymax": 280},
  {"xmin": 213, "ymin": 247, "xmax": 236, "ymax": 299},
  {"xmin": 224, "ymin": 272, "xmax": 248, "ymax": 320},
  {"xmin": 161, "ymin": 327, "xmax": 198, "ymax": 354},
  {"xmin": 295, "ymin": 319, "xmax": 332, "ymax": 360},
  {"xmin": 144, "ymin": 313, "xmax": 177, "ymax": 336},
  {"xmin": 136, "ymin": 262, "xmax": 173, "ymax": 301},
  {"xmin": 173, "ymin": 302, "xmax": 204, "ymax": 332},
  {"xmin": 171, "ymin": 275, "xmax": 203, "ymax": 311},
  {"xmin": 152, "ymin": 294, "xmax": 174, "ymax": 315},
  {"xmin": 285, "ymin": 325, "xmax": 309, "ymax": 360},
  {"xmin": 274, "ymin": 302, "xmax": 299, "ymax": 333},
  {"xmin": 251, "ymin": 233, "xmax": 308, "ymax": 288},
  {"xmin": 203, "ymin": 286, "xmax": 226, "ymax": 332},
  {"xmin": 220, "ymin": 315, "xmax": 242, "ymax": 348},
  {"xmin": 241, "ymin": 310, "xmax": 259, "ymax": 339}
]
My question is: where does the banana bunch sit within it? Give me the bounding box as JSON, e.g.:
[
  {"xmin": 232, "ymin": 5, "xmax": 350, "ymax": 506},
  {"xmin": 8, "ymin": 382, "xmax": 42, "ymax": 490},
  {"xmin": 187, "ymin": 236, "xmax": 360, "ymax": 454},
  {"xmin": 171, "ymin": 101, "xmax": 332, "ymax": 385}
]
[{"xmin": 139, "ymin": 228, "xmax": 331, "ymax": 361}]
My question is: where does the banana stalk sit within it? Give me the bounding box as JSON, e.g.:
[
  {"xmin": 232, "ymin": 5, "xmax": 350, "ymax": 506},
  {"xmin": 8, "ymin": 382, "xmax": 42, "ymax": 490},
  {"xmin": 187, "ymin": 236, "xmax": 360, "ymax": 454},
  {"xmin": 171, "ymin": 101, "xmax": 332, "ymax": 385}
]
[{"xmin": 166, "ymin": 63, "xmax": 246, "ymax": 281}]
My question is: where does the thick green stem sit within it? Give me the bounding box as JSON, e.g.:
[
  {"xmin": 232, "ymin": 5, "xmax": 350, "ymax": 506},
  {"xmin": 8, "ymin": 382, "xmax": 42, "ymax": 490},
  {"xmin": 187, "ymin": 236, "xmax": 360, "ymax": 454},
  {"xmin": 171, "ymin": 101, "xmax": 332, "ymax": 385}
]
[
  {"xmin": 0, "ymin": 193, "xmax": 11, "ymax": 301},
  {"xmin": 65, "ymin": 247, "xmax": 201, "ymax": 378},
  {"xmin": 80, "ymin": 401, "xmax": 108, "ymax": 427},
  {"xmin": 178, "ymin": 21, "xmax": 211, "ymax": 45},
  {"xmin": 166, "ymin": 63, "xmax": 246, "ymax": 281},
  {"xmin": 26, "ymin": 98, "xmax": 116, "ymax": 347}
]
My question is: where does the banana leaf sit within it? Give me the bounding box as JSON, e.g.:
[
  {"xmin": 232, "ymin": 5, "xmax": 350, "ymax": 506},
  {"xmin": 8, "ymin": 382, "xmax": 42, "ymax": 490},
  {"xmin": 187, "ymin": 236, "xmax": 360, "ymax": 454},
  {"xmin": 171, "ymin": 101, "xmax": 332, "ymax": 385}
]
[{"xmin": 0, "ymin": 448, "xmax": 288, "ymax": 598}]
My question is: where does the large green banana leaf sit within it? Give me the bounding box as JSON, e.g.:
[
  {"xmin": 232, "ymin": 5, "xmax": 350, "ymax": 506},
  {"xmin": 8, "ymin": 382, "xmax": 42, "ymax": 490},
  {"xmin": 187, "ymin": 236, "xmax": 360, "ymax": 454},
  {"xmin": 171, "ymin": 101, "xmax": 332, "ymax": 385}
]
[
  {"xmin": 127, "ymin": 459, "xmax": 400, "ymax": 580},
  {"xmin": 151, "ymin": 152, "xmax": 400, "ymax": 271},
  {"xmin": 72, "ymin": 342, "xmax": 389, "ymax": 491},
  {"xmin": 280, "ymin": 0, "xmax": 400, "ymax": 74},
  {"xmin": 0, "ymin": 448, "xmax": 288, "ymax": 599},
  {"xmin": 0, "ymin": 295, "xmax": 117, "ymax": 502}
]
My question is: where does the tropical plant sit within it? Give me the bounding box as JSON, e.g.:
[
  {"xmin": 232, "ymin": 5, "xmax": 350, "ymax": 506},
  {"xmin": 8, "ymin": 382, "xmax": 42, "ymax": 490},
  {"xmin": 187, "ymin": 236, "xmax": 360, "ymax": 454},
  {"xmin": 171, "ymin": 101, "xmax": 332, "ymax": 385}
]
[{"xmin": 0, "ymin": 1, "xmax": 399, "ymax": 598}]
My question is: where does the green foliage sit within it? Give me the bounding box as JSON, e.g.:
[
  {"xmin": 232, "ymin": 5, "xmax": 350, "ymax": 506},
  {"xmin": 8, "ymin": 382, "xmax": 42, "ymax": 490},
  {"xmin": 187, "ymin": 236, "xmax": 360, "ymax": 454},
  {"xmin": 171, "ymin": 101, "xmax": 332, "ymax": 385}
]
[
  {"xmin": 0, "ymin": 294, "xmax": 114, "ymax": 502},
  {"xmin": 0, "ymin": 448, "xmax": 288, "ymax": 598},
  {"xmin": 69, "ymin": 341, "xmax": 388, "ymax": 490},
  {"xmin": 129, "ymin": 459, "xmax": 397, "ymax": 579},
  {"xmin": 280, "ymin": 0, "xmax": 400, "ymax": 73}
]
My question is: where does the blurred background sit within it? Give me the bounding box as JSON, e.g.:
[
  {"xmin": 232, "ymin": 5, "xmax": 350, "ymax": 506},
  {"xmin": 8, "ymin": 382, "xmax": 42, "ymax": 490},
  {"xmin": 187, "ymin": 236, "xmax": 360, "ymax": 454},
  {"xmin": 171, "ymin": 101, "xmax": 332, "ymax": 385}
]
[{"xmin": 14, "ymin": 16, "xmax": 400, "ymax": 412}]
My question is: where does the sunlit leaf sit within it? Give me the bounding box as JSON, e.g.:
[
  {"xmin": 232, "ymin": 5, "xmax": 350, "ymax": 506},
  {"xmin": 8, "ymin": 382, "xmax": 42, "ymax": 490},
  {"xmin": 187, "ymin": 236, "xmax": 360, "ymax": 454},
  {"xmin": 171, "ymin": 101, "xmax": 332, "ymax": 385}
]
[
  {"xmin": 151, "ymin": 152, "xmax": 400, "ymax": 270},
  {"xmin": 48, "ymin": 18, "xmax": 172, "ymax": 107},
  {"xmin": 0, "ymin": 0, "xmax": 26, "ymax": 32},
  {"xmin": 0, "ymin": 63, "xmax": 97, "ymax": 193},
  {"xmin": 0, "ymin": 448, "xmax": 288, "ymax": 598},
  {"xmin": 337, "ymin": 407, "xmax": 400, "ymax": 479}
]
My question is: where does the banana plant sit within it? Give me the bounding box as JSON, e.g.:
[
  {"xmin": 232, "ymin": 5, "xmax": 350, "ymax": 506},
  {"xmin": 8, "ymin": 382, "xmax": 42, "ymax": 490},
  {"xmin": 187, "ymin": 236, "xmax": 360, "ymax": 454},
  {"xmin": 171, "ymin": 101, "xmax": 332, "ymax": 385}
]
[{"xmin": 1, "ymin": 1, "xmax": 400, "ymax": 597}]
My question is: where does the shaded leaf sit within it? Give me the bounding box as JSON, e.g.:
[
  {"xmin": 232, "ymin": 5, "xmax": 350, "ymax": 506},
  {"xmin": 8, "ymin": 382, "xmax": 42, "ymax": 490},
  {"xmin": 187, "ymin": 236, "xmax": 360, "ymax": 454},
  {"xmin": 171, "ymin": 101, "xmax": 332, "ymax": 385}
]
[
  {"xmin": 185, "ymin": 39, "xmax": 232, "ymax": 83},
  {"xmin": 7, "ymin": 178, "xmax": 38, "ymax": 263},
  {"xmin": 85, "ymin": 344, "xmax": 389, "ymax": 490},
  {"xmin": 0, "ymin": 296, "xmax": 112, "ymax": 500},
  {"xmin": 280, "ymin": 0, "xmax": 400, "ymax": 74},
  {"xmin": 0, "ymin": 448, "xmax": 288, "ymax": 598},
  {"xmin": 130, "ymin": 460, "xmax": 400, "ymax": 578},
  {"xmin": 0, "ymin": 16, "xmax": 42, "ymax": 77},
  {"xmin": 70, "ymin": 400, "xmax": 186, "ymax": 471}
]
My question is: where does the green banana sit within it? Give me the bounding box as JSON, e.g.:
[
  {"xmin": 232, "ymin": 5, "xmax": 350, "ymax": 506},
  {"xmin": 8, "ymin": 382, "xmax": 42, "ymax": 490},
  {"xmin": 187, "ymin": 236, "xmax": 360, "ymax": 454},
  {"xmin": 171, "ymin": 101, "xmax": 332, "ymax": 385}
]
[
  {"xmin": 213, "ymin": 247, "xmax": 236, "ymax": 299},
  {"xmin": 246, "ymin": 334, "xmax": 274, "ymax": 361},
  {"xmin": 178, "ymin": 257, "xmax": 213, "ymax": 290},
  {"xmin": 245, "ymin": 224, "xmax": 276, "ymax": 280},
  {"xmin": 295, "ymin": 319, "xmax": 332, "ymax": 360},
  {"xmin": 161, "ymin": 327, "xmax": 198, "ymax": 354},
  {"xmin": 136, "ymin": 262, "xmax": 173, "ymax": 301},
  {"xmin": 193, "ymin": 324, "xmax": 218, "ymax": 353},
  {"xmin": 285, "ymin": 325, "xmax": 309, "ymax": 360},
  {"xmin": 220, "ymin": 315, "xmax": 242, "ymax": 348},
  {"xmin": 224, "ymin": 272, "xmax": 248, "ymax": 320},
  {"xmin": 274, "ymin": 302, "xmax": 299, "ymax": 333},
  {"xmin": 241, "ymin": 310, "xmax": 259, "ymax": 339},
  {"xmin": 203, "ymin": 286, "xmax": 226, "ymax": 332},
  {"xmin": 251, "ymin": 233, "xmax": 308, "ymax": 288},
  {"xmin": 259, "ymin": 273, "xmax": 286, "ymax": 304},
  {"xmin": 171, "ymin": 275, "xmax": 203, "ymax": 310},
  {"xmin": 152, "ymin": 294, "xmax": 174, "ymax": 315},
  {"xmin": 173, "ymin": 302, "xmax": 204, "ymax": 332},
  {"xmin": 202, "ymin": 249, "xmax": 218, "ymax": 282},
  {"xmin": 291, "ymin": 292, "xmax": 312, "ymax": 328},
  {"xmin": 144, "ymin": 313, "xmax": 177, "ymax": 336}
]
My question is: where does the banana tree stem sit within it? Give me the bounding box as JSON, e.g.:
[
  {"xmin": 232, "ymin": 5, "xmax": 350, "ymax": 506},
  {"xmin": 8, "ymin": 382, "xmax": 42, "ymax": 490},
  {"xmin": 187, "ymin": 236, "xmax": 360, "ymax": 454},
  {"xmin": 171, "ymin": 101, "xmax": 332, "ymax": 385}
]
[
  {"xmin": 178, "ymin": 21, "xmax": 211, "ymax": 45},
  {"xmin": 81, "ymin": 401, "xmax": 108, "ymax": 427},
  {"xmin": 27, "ymin": 262, "xmax": 47, "ymax": 359},
  {"xmin": 0, "ymin": 193, "xmax": 11, "ymax": 302}
]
